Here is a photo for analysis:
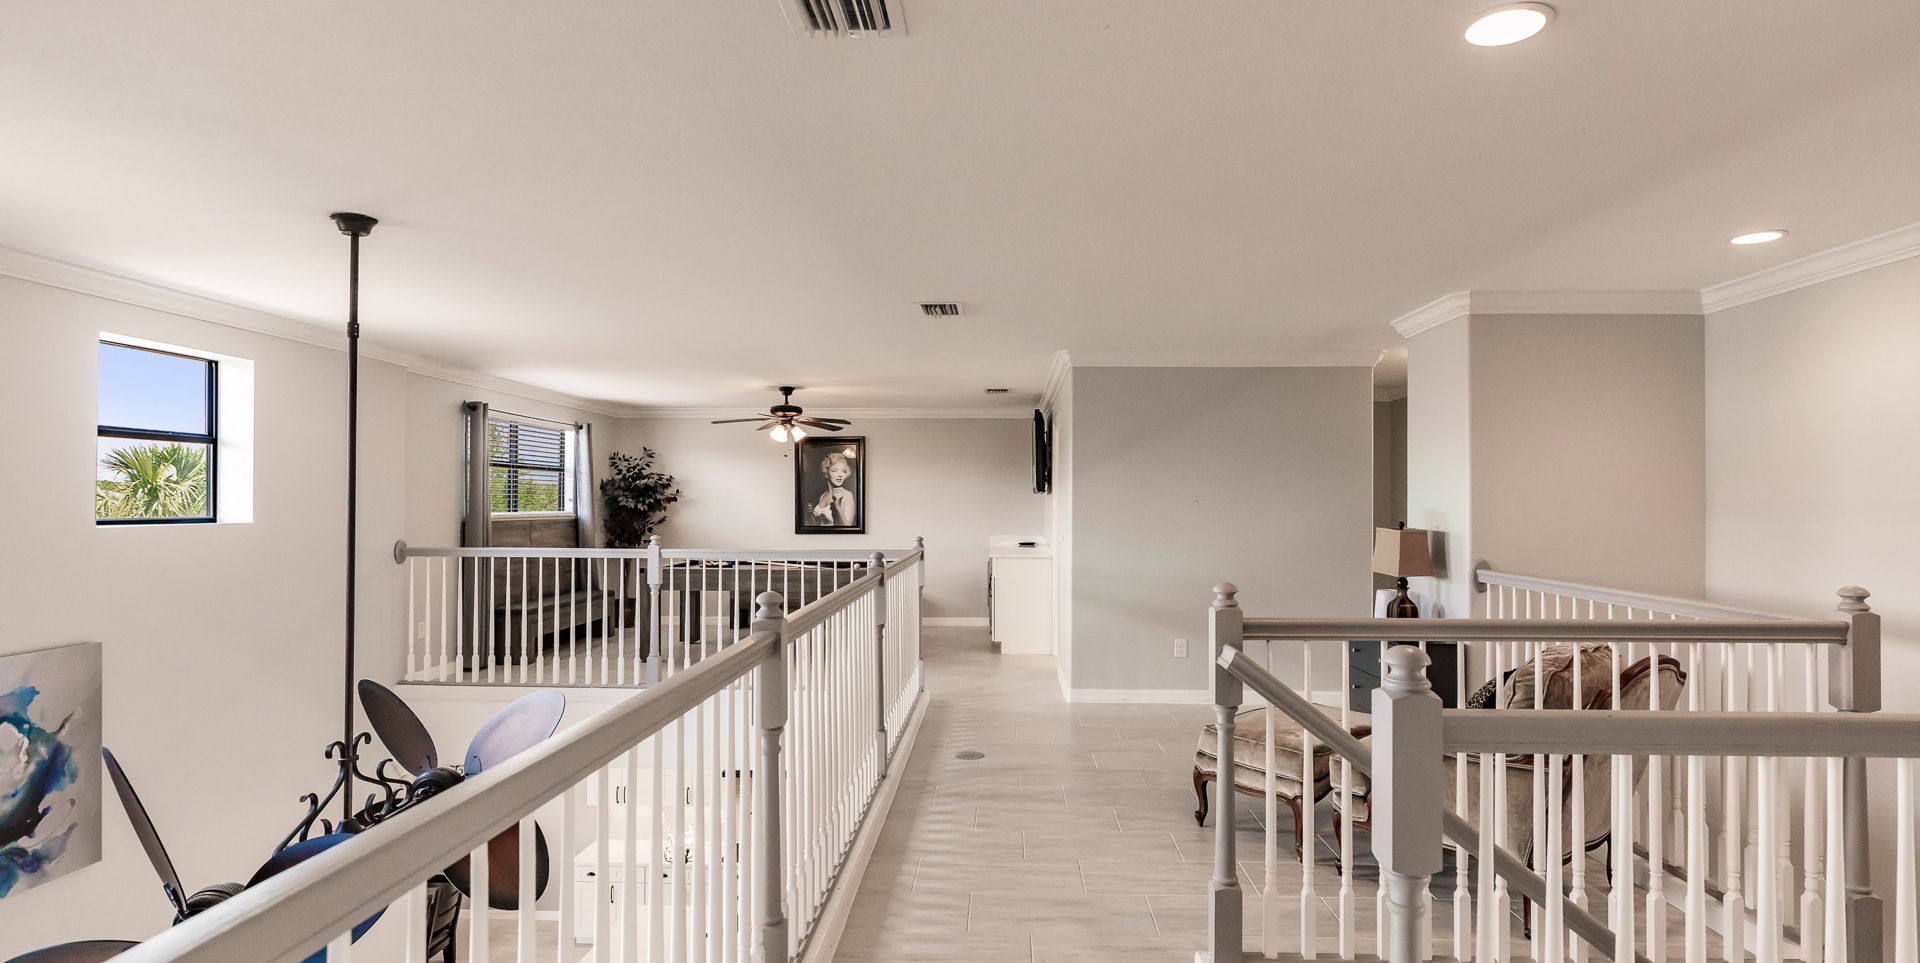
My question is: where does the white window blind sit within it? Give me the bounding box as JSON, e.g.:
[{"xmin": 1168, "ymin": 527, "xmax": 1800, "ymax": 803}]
[{"xmin": 487, "ymin": 416, "xmax": 572, "ymax": 514}]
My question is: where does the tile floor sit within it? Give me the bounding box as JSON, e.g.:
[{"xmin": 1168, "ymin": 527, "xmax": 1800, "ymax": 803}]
[{"xmin": 837, "ymin": 626, "xmax": 1316, "ymax": 962}]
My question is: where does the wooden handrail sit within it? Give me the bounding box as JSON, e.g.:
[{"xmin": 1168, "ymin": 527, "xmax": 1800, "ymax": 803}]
[
  {"xmin": 1475, "ymin": 568, "xmax": 1802, "ymax": 621},
  {"xmin": 1240, "ymin": 617, "xmax": 1849, "ymax": 645},
  {"xmin": 113, "ymin": 630, "xmax": 778, "ymax": 963}
]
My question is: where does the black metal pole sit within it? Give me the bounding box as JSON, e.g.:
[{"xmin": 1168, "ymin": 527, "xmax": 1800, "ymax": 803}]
[{"xmin": 331, "ymin": 212, "xmax": 377, "ymax": 825}]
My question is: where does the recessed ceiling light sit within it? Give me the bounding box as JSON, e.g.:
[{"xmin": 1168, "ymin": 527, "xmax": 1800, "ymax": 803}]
[
  {"xmin": 1730, "ymin": 230, "xmax": 1788, "ymax": 245},
  {"xmin": 1465, "ymin": 3, "xmax": 1555, "ymax": 46}
]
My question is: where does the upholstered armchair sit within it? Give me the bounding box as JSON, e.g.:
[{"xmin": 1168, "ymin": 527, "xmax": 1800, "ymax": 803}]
[
  {"xmin": 1192, "ymin": 704, "xmax": 1374, "ymax": 859},
  {"xmin": 1328, "ymin": 645, "xmax": 1687, "ymax": 869}
]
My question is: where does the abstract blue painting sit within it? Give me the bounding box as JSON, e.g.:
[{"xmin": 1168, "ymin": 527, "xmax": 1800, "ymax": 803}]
[{"xmin": 0, "ymin": 642, "xmax": 102, "ymax": 898}]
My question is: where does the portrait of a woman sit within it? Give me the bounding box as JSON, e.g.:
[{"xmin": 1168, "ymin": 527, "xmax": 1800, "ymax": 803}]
[{"xmin": 794, "ymin": 437, "xmax": 864, "ymax": 533}]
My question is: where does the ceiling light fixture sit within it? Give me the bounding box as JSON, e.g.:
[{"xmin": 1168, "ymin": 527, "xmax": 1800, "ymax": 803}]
[
  {"xmin": 1465, "ymin": 3, "xmax": 1554, "ymax": 46},
  {"xmin": 1730, "ymin": 230, "xmax": 1788, "ymax": 245}
]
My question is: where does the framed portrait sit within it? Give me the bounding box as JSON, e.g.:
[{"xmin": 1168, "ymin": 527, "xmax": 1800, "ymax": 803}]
[{"xmin": 794, "ymin": 436, "xmax": 865, "ymax": 534}]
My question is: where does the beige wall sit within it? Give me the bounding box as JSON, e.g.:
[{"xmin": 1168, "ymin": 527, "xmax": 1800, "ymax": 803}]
[
  {"xmin": 610, "ymin": 416, "xmax": 1042, "ymax": 619},
  {"xmin": 0, "ymin": 276, "xmax": 608, "ymax": 956},
  {"xmin": 1045, "ymin": 371, "xmax": 1075, "ymax": 694},
  {"xmin": 1406, "ymin": 318, "xmax": 1475, "ymax": 617},
  {"xmin": 1065, "ymin": 365, "xmax": 1375, "ymax": 695},
  {"xmin": 1406, "ymin": 311, "xmax": 1706, "ymax": 618},
  {"xmin": 1705, "ymin": 255, "xmax": 1920, "ymax": 922}
]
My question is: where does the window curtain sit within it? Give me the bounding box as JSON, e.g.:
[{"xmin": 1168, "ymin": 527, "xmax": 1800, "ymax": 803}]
[
  {"xmin": 574, "ymin": 421, "xmax": 596, "ymax": 547},
  {"xmin": 461, "ymin": 401, "xmax": 491, "ymax": 547},
  {"xmin": 460, "ymin": 401, "xmax": 488, "ymax": 670}
]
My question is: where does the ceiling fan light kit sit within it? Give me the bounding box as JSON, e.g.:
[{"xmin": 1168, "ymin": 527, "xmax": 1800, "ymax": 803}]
[{"xmin": 711, "ymin": 385, "xmax": 851, "ymax": 442}]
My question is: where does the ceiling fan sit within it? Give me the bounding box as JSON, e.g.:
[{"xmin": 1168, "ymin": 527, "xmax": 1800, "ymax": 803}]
[{"xmin": 710, "ymin": 385, "xmax": 849, "ymax": 442}]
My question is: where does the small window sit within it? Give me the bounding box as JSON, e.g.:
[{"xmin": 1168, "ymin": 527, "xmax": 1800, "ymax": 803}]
[
  {"xmin": 96, "ymin": 342, "xmax": 217, "ymax": 523},
  {"xmin": 488, "ymin": 416, "xmax": 573, "ymax": 515}
]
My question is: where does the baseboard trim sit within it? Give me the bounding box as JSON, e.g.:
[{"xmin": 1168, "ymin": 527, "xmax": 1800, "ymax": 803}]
[
  {"xmin": 924, "ymin": 617, "xmax": 988, "ymax": 627},
  {"xmin": 795, "ymin": 690, "xmax": 928, "ymax": 963}
]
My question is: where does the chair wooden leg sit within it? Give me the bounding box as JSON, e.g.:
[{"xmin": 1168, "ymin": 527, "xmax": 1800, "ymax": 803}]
[
  {"xmin": 1288, "ymin": 794, "xmax": 1307, "ymax": 863},
  {"xmin": 1192, "ymin": 768, "xmax": 1211, "ymax": 826}
]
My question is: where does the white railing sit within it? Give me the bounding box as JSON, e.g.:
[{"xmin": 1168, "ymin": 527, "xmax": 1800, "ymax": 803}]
[
  {"xmin": 108, "ymin": 548, "xmax": 926, "ymax": 963},
  {"xmin": 1201, "ymin": 572, "xmax": 1884, "ymax": 963},
  {"xmin": 394, "ymin": 537, "xmax": 923, "ymax": 687},
  {"xmin": 1218, "ymin": 644, "xmax": 1920, "ymax": 963}
]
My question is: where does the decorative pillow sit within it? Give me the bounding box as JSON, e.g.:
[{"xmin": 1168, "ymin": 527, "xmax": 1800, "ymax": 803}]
[{"xmin": 1465, "ymin": 677, "xmax": 1500, "ymax": 710}]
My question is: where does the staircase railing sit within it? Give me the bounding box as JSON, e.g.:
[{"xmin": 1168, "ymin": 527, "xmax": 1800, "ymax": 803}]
[
  {"xmin": 1202, "ymin": 577, "xmax": 1882, "ymax": 963},
  {"xmin": 110, "ymin": 548, "xmax": 926, "ymax": 963},
  {"xmin": 1228, "ymin": 641, "xmax": 1920, "ymax": 963},
  {"xmin": 393, "ymin": 537, "xmax": 925, "ymax": 687}
]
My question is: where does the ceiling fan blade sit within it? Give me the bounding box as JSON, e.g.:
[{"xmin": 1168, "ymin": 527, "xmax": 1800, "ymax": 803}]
[
  {"xmin": 101, "ymin": 748, "xmax": 190, "ymax": 921},
  {"xmin": 4, "ymin": 941, "xmax": 142, "ymax": 963},
  {"xmin": 794, "ymin": 418, "xmax": 844, "ymax": 431},
  {"xmin": 756, "ymin": 422, "xmax": 776, "ymax": 431},
  {"xmin": 247, "ymin": 833, "xmax": 384, "ymax": 961},
  {"xmin": 809, "ymin": 418, "xmax": 852, "ymax": 425},
  {"xmin": 465, "ymin": 690, "xmax": 566, "ymax": 775},
  {"xmin": 709, "ymin": 418, "xmax": 771, "ymax": 424},
  {"xmin": 443, "ymin": 822, "xmax": 551, "ymax": 909},
  {"xmin": 357, "ymin": 680, "xmax": 438, "ymax": 776}
]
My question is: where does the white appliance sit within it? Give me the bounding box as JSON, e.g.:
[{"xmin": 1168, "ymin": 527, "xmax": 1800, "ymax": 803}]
[{"xmin": 988, "ymin": 536, "xmax": 1055, "ymax": 655}]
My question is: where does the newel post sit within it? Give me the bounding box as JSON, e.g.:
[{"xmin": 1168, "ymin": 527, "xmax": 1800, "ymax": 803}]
[
  {"xmin": 1374, "ymin": 645, "xmax": 1445, "ymax": 963},
  {"xmin": 752, "ymin": 592, "xmax": 790, "ymax": 962},
  {"xmin": 871, "ymin": 552, "xmax": 891, "ymax": 777},
  {"xmin": 1208, "ymin": 583, "xmax": 1244, "ymax": 963},
  {"xmin": 1833, "ymin": 587, "xmax": 1883, "ymax": 963},
  {"xmin": 646, "ymin": 535, "xmax": 664, "ymax": 685}
]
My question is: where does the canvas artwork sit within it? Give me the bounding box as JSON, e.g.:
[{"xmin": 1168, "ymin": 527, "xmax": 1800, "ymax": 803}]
[
  {"xmin": 794, "ymin": 436, "xmax": 865, "ymax": 534},
  {"xmin": 0, "ymin": 642, "xmax": 103, "ymax": 898}
]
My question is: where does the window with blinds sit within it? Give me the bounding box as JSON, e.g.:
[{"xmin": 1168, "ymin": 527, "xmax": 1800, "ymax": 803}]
[{"xmin": 487, "ymin": 417, "xmax": 573, "ymax": 515}]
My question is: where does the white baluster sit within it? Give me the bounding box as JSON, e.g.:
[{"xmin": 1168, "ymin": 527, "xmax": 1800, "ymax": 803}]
[
  {"xmin": 1286, "ymin": 646, "xmax": 1306, "ymax": 959},
  {"xmin": 404, "ymin": 880, "xmax": 426, "ymax": 963},
  {"xmin": 518, "ymin": 813, "xmax": 537, "ymax": 962},
  {"xmin": 1340, "ymin": 638, "xmax": 1356, "ymax": 960},
  {"xmin": 1801, "ymin": 644, "xmax": 1825, "ymax": 963},
  {"xmin": 1896, "ymin": 758, "xmax": 1916, "ymax": 963},
  {"xmin": 470, "ymin": 838, "xmax": 490, "ymax": 963},
  {"xmin": 1826, "ymin": 756, "xmax": 1847, "ymax": 963}
]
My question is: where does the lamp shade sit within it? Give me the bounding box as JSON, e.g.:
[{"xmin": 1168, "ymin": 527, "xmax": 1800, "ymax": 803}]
[{"xmin": 1372, "ymin": 527, "xmax": 1434, "ymax": 578}]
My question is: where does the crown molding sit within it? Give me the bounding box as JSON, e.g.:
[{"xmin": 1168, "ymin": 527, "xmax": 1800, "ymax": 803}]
[
  {"xmin": 1469, "ymin": 289, "xmax": 1702, "ymax": 316},
  {"xmin": 625, "ymin": 406, "xmax": 1029, "ymax": 420},
  {"xmin": 1064, "ymin": 349, "xmax": 1385, "ymax": 368},
  {"xmin": 1389, "ymin": 292, "xmax": 1473, "ymax": 339},
  {"xmin": 1391, "ymin": 290, "xmax": 1703, "ymax": 339},
  {"xmin": 1702, "ymin": 220, "xmax": 1920, "ymax": 314},
  {"xmin": 0, "ymin": 244, "xmax": 632, "ymax": 417},
  {"xmin": 1039, "ymin": 349, "xmax": 1072, "ymax": 413}
]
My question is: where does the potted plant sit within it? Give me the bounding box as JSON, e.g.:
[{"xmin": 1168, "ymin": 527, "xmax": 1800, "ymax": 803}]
[{"xmin": 601, "ymin": 448, "xmax": 681, "ymax": 548}]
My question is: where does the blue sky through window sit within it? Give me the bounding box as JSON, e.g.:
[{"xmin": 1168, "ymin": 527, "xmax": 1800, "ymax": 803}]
[{"xmin": 98, "ymin": 342, "xmax": 211, "ymax": 434}]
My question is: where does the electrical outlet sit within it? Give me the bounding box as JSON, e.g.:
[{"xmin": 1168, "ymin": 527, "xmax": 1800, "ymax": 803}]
[
  {"xmin": 414, "ymin": 620, "xmax": 428, "ymax": 642},
  {"xmin": 1173, "ymin": 638, "xmax": 1189, "ymax": 658}
]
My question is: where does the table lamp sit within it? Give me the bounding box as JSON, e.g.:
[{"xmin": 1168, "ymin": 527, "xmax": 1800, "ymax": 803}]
[{"xmin": 1373, "ymin": 523, "xmax": 1434, "ymax": 618}]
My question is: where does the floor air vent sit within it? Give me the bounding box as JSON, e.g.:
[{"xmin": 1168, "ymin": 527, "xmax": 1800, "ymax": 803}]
[{"xmin": 779, "ymin": 0, "xmax": 904, "ymax": 37}]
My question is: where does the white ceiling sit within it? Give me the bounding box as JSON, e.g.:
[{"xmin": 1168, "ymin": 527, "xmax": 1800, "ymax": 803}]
[{"xmin": 5, "ymin": 1, "xmax": 1919, "ymax": 410}]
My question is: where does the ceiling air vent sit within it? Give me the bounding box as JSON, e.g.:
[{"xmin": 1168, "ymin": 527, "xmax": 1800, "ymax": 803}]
[
  {"xmin": 778, "ymin": 0, "xmax": 905, "ymax": 37},
  {"xmin": 985, "ymin": 388, "xmax": 1011, "ymax": 395},
  {"xmin": 918, "ymin": 301, "xmax": 962, "ymax": 318}
]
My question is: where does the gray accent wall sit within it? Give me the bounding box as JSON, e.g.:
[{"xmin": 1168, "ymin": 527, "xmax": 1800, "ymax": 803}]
[{"xmin": 1063, "ymin": 365, "xmax": 1375, "ymax": 694}]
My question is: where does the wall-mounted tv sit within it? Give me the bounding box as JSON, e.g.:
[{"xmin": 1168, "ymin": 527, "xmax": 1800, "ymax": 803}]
[{"xmin": 1031, "ymin": 409, "xmax": 1051, "ymax": 494}]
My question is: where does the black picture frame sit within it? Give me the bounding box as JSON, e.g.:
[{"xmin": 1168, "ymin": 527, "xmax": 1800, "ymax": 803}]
[{"xmin": 794, "ymin": 436, "xmax": 865, "ymax": 534}]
